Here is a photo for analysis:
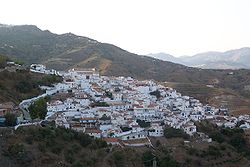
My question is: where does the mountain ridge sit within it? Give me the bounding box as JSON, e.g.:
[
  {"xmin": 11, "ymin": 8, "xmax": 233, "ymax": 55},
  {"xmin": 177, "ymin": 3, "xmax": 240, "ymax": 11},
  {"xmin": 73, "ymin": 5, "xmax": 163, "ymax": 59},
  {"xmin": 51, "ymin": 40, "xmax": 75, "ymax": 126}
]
[
  {"xmin": 1, "ymin": 24, "xmax": 250, "ymax": 95},
  {"xmin": 148, "ymin": 47, "xmax": 250, "ymax": 69}
]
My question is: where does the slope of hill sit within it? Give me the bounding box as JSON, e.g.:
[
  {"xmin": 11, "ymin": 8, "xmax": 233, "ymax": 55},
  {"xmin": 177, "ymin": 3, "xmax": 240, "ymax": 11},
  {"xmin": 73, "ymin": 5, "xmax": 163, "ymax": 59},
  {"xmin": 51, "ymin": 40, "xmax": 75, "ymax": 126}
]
[
  {"xmin": 0, "ymin": 67, "xmax": 62, "ymax": 104},
  {"xmin": 1, "ymin": 125, "xmax": 250, "ymax": 167},
  {"xmin": 1, "ymin": 24, "xmax": 250, "ymax": 115},
  {"xmin": 0, "ymin": 24, "xmax": 216, "ymax": 82},
  {"xmin": 0, "ymin": 24, "xmax": 96, "ymax": 63}
]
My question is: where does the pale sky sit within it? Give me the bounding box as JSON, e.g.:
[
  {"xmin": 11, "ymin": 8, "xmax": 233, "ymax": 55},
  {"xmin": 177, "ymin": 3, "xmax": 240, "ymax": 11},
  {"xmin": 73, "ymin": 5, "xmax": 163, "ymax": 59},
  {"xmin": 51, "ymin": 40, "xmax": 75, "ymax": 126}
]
[{"xmin": 0, "ymin": 0, "xmax": 250, "ymax": 56}]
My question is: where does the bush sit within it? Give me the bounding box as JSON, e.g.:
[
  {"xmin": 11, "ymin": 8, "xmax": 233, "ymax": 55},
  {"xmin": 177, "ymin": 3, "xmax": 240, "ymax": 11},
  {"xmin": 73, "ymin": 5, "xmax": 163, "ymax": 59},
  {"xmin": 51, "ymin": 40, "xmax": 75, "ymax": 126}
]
[
  {"xmin": 164, "ymin": 127, "xmax": 189, "ymax": 139},
  {"xmin": 7, "ymin": 143, "xmax": 26, "ymax": 157},
  {"xmin": 142, "ymin": 151, "xmax": 154, "ymax": 167},
  {"xmin": 51, "ymin": 144, "xmax": 62, "ymax": 154},
  {"xmin": 72, "ymin": 162, "xmax": 85, "ymax": 167},
  {"xmin": 136, "ymin": 119, "xmax": 150, "ymax": 128},
  {"xmin": 5, "ymin": 143, "xmax": 31, "ymax": 164},
  {"xmin": 156, "ymin": 140, "xmax": 161, "ymax": 147},
  {"xmin": 113, "ymin": 151, "xmax": 126, "ymax": 167},
  {"xmin": 210, "ymin": 132, "xmax": 225, "ymax": 143},
  {"xmin": 36, "ymin": 75, "xmax": 62, "ymax": 87},
  {"xmin": 229, "ymin": 134, "xmax": 246, "ymax": 151},
  {"xmin": 25, "ymin": 136, "xmax": 33, "ymax": 145},
  {"xmin": 71, "ymin": 144, "xmax": 81, "ymax": 154},
  {"xmin": 64, "ymin": 150, "xmax": 75, "ymax": 164},
  {"xmin": 16, "ymin": 80, "xmax": 33, "ymax": 93},
  {"xmin": 28, "ymin": 98, "xmax": 48, "ymax": 120},
  {"xmin": 150, "ymin": 90, "xmax": 161, "ymax": 99},
  {"xmin": 120, "ymin": 126, "xmax": 132, "ymax": 132},
  {"xmin": 159, "ymin": 156, "xmax": 179, "ymax": 167},
  {"xmin": 38, "ymin": 143, "xmax": 46, "ymax": 153},
  {"xmin": 0, "ymin": 55, "xmax": 8, "ymax": 68},
  {"xmin": 91, "ymin": 101, "xmax": 109, "ymax": 107},
  {"xmin": 4, "ymin": 113, "xmax": 17, "ymax": 126},
  {"xmin": 186, "ymin": 147, "xmax": 198, "ymax": 156},
  {"xmin": 206, "ymin": 145, "xmax": 221, "ymax": 157}
]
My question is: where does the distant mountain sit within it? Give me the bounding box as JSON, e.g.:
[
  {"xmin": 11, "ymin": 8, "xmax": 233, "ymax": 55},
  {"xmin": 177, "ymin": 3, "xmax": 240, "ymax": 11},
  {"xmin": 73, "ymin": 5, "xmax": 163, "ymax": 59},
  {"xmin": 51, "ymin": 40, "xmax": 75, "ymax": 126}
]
[
  {"xmin": 147, "ymin": 53, "xmax": 184, "ymax": 64},
  {"xmin": 148, "ymin": 48, "xmax": 250, "ymax": 69}
]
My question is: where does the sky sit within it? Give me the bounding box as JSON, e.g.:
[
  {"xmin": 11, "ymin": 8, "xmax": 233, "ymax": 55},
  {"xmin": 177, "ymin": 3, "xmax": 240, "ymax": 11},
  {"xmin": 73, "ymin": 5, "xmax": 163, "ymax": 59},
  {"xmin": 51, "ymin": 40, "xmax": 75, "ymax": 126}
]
[{"xmin": 0, "ymin": 0, "xmax": 250, "ymax": 57}]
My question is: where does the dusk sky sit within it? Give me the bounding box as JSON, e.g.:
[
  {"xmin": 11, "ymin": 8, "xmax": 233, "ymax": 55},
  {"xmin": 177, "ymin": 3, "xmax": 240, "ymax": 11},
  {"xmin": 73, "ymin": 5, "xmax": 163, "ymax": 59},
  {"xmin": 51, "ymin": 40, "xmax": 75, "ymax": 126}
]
[{"xmin": 1, "ymin": 0, "xmax": 250, "ymax": 56}]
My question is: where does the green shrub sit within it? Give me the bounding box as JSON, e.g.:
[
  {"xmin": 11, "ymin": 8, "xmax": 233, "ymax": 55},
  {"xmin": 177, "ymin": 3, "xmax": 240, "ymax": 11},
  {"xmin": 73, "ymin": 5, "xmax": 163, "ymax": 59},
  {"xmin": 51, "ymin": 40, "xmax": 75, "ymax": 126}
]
[
  {"xmin": 113, "ymin": 151, "xmax": 126, "ymax": 167},
  {"xmin": 206, "ymin": 145, "xmax": 221, "ymax": 157},
  {"xmin": 150, "ymin": 90, "xmax": 161, "ymax": 99},
  {"xmin": 72, "ymin": 161, "xmax": 85, "ymax": 167},
  {"xmin": 64, "ymin": 150, "xmax": 75, "ymax": 164},
  {"xmin": 4, "ymin": 113, "xmax": 17, "ymax": 126},
  {"xmin": 136, "ymin": 119, "xmax": 150, "ymax": 128},
  {"xmin": 164, "ymin": 127, "xmax": 189, "ymax": 139},
  {"xmin": 28, "ymin": 98, "xmax": 48, "ymax": 120},
  {"xmin": 159, "ymin": 156, "xmax": 179, "ymax": 167},
  {"xmin": 142, "ymin": 151, "xmax": 154, "ymax": 167},
  {"xmin": 51, "ymin": 144, "xmax": 62, "ymax": 154}
]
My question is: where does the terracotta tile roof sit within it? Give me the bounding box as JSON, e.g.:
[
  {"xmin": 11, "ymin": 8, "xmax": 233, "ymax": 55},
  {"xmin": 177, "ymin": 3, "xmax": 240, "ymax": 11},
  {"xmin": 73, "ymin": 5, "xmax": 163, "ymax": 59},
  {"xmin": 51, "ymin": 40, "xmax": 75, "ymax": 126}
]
[
  {"xmin": 80, "ymin": 117, "xmax": 97, "ymax": 121},
  {"xmin": 85, "ymin": 128, "xmax": 101, "ymax": 133},
  {"xmin": 103, "ymin": 138, "xmax": 120, "ymax": 143}
]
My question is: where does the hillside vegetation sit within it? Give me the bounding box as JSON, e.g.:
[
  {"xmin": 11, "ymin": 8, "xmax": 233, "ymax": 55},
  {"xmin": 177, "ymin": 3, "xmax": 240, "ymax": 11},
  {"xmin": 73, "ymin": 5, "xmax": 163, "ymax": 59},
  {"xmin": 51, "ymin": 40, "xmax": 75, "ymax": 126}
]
[
  {"xmin": 1, "ymin": 126, "xmax": 250, "ymax": 167},
  {"xmin": 0, "ymin": 69, "xmax": 62, "ymax": 103}
]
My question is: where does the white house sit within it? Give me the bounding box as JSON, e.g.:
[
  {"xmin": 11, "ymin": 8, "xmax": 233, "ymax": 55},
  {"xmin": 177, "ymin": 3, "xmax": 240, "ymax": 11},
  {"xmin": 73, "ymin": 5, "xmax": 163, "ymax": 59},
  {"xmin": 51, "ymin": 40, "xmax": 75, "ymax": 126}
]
[
  {"xmin": 182, "ymin": 122, "xmax": 197, "ymax": 136},
  {"xmin": 148, "ymin": 124, "xmax": 164, "ymax": 137}
]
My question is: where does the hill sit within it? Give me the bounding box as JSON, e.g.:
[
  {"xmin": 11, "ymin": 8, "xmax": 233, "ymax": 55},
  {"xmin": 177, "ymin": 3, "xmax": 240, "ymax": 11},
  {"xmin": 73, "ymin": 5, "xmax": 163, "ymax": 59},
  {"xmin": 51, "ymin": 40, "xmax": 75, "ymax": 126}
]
[
  {"xmin": 0, "ymin": 66, "xmax": 62, "ymax": 103},
  {"xmin": 0, "ymin": 24, "xmax": 96, "ymax": 63},
  {"xmin": 1, "ymin": 24, "xmax": 250, "ymax": 114},
  {"xmin": 0, "ymin": 24, "xmax": 248, "ymax": 82},
  {"xmin": 1, "ymin": 125, "xmax": 250, "ymax": 167}
]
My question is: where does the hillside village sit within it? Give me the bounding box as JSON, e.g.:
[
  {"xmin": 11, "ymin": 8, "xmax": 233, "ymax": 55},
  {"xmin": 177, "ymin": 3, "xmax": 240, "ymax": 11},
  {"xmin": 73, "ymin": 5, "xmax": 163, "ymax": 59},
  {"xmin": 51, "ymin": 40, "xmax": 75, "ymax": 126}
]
[{"xmin": 1, "ymin": 64, "xmax": 250, "ymax": 147}]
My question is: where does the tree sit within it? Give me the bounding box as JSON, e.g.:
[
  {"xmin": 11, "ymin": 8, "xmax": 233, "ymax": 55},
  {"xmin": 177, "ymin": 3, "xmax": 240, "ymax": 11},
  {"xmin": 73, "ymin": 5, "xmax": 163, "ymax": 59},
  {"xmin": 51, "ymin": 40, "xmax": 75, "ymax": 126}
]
[
  {"xmin": 91, "ymin": 101, "xmax": 109, "ymax": 107},
  {"xmin": 28, "ymin": 98, "xmax": 48, "ymax": 120},
  {"xmin": 136, "ymin": 119, "xmax": 150, "ymax": 128},
  {"xmin": 99, "ymin": 114, "xmax": 111, "ymax": 121},
  {"xmin": 156, "ymin": 140, "xmax": 161, "ymax": 147},
  {"xmin": 0, "ymin": 55, "xmax": 8, "ymax": 68},
  {"xmin": 105, "ymin": 91, "xmax": 113, "ymax": 99},
  {"xmin": 4, "ymin": 113, "xmax": 17, "ymax": 126},
  {"xmin": 16, "ymin": 81, "xmax": 33, "ymax": 93},
  {"xmin": 164, "ymin": 127, "xmax": 189, "ymax": 139},
  {"xmin": 142, "ymin": 151, "xmax": 154, "ymax": 167},
  {"xmin": 159, "ymin": 156, "xmax": 179, "ymax": 167},
  {"xmin": 150, "ymin": 90, "xmax": 161, "ymax": 99},
  {"xmin": 113, "ymin": 151, "xmax": 126, "ymax": 167}
]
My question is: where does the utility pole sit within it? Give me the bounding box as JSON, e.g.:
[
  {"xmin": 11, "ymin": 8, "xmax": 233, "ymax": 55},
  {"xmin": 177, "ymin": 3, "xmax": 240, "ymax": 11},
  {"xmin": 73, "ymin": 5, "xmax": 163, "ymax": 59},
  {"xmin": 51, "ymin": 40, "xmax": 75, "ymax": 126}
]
[{"xmin": 153, "ymin": 157, "xmax": 157, "ymax": 167}]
